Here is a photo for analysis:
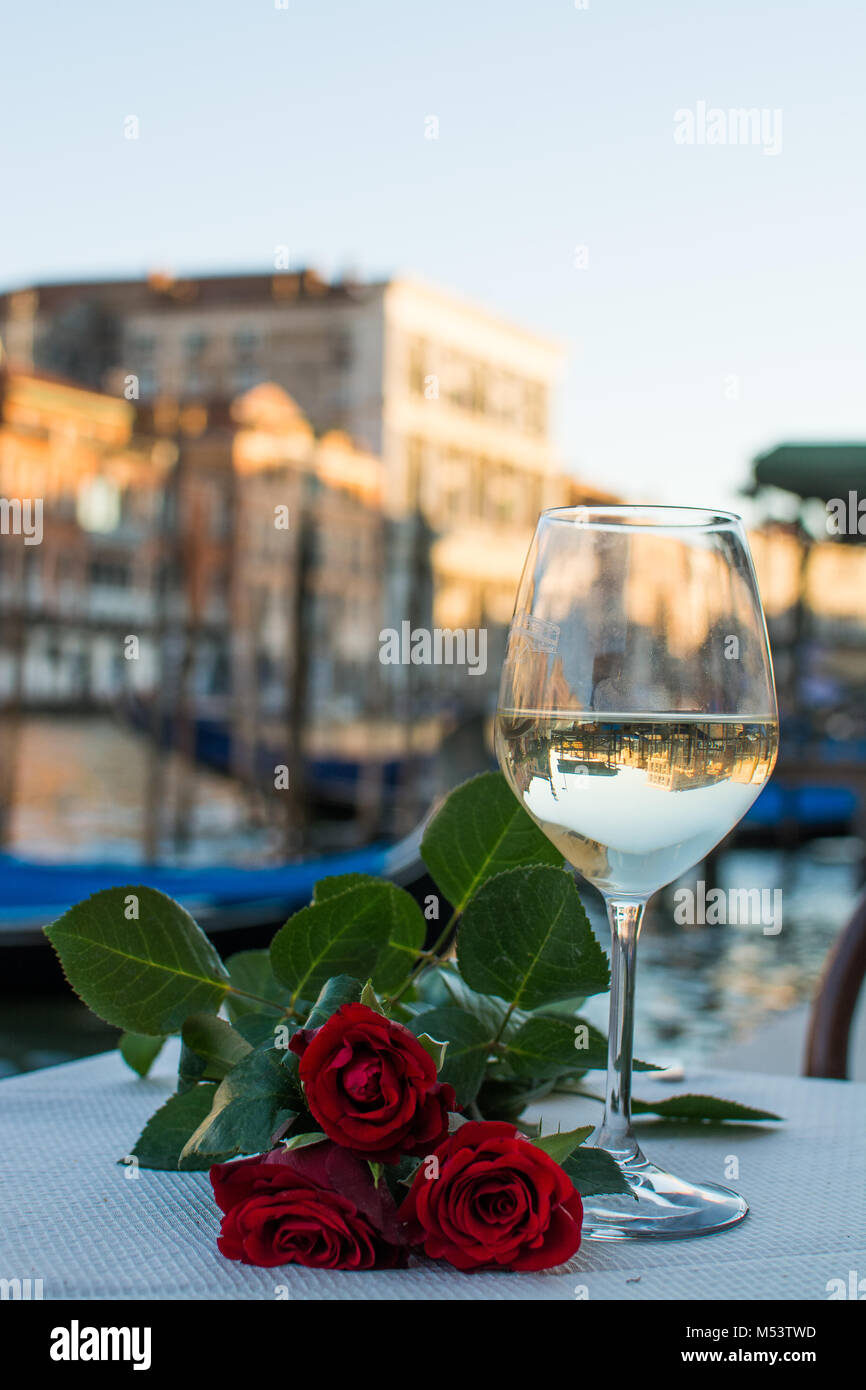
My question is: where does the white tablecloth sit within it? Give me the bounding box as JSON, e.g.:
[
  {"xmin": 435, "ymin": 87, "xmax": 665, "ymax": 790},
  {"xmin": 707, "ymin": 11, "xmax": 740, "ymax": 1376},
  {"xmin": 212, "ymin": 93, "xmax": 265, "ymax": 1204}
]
[{"xmin": 1, "ymin": 1045, "xmax": 863, "ymax": 1300}]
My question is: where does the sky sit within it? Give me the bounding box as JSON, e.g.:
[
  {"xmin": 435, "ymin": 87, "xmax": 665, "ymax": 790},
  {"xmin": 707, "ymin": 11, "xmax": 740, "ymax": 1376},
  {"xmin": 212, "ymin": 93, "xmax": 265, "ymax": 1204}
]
[{"xmin": 2, "ymin": 0, "xmax": 864, "ymax": 516}]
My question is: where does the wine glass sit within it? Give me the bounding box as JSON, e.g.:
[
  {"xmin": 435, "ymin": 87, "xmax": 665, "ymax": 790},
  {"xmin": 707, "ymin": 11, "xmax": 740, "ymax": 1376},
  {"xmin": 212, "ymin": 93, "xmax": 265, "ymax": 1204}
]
[{"xmin": 495, "ymin": 505, "xmax": 779, "ymax": 1239}]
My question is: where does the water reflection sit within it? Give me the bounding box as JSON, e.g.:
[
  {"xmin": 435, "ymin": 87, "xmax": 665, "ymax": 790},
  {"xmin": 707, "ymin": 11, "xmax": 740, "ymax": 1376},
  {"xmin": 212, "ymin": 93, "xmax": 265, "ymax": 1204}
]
[
  {"xmin": 577, "ymin": 845, "xmax": 860, "ymax": 1068},
  {"xmin": 6, "ymin": 716, "xmax": 277, "ymax": 864},
  {"xmin": 1, "ymin": 715, "xmax": 860, "ymax": 1077}
]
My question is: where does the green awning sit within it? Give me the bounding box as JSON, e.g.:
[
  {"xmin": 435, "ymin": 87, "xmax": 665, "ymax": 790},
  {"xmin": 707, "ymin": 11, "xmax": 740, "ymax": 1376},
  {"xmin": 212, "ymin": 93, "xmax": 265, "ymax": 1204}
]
[{"xmin": 752, "ymin": 444, "xmax": 866, "ymax": 502}]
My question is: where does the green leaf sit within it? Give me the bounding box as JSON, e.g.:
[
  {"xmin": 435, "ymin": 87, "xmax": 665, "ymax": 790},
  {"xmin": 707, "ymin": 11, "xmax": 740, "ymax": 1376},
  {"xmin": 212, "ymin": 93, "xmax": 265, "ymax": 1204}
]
[
  {"xmin": 421, "ymin": 966, "xmax": 531, "ymax": 1040},
  {"xmin": 458, "ymin": 865, "xmax": 609, "ymax": 1010},
  {"xmin": 389, "ymin": 1155, "xmax": 425, "ymax": 1190},
  {"xmin": 476, "ymin": 1075, "xmax": 560, "ymax": 1122},
  {"xmin": 562, "ymin": 1147, "xmax": 634, "ymax": 1199},
  {"xmin": 176, "ymin": 1042, "xmax": 208, "ymax": 1094},
  {"xmin": 421, "ymin": 771, "xmax": 563, "ymax": 913},
  {"xmin": 177, "ymin": 1014, "xmax": 283, "ymax": 1092},
  {"xmin": 130, "ymin": 1084, "xmax": 226, "ymax": 1170},
  {"xmin": 368, "ymin": 885, "xmax": 427, "ymax": 993},
  {"xmin": 312, "ymin": 876, "xmax": 427, "ymax": 996},
  {"xmin": 504, "ymin": 1014, "xmax": 662, "ymax": 1079},
  {"xmin": 409, "ymin": 1007, "xmax": 491, "ymax": 1107},
  {"xmin": 119, "ymin": 1031, "xmax": 167, "ymax": 1078},
  {"xmin": 386, "ymin": 999, "xmax": 417, "ymax": 1024},
  {"xmin": 181, "ymin": 1014, "xmax": 252, "ymax": 1079},
  {"xmin": 177, "ymin": 1014, "xmax": 258, "ymax": 1095},
  {"xmin": 532, "ymin": 1124, "xmax": 594, "ymax": 1165},
  {"xmin": 415, "ymin": 1033, "xmax": 449, "ymax": 1070},
  {"xmin": 534, "ymin": 995, "xmax": 590, "ymax": 1017},
  {"xmin": 302, "ymin": 975, "xmax": 363, "ymax": 1031},
  {"xmin": 224, "ymin": 950, "xmax": 295, "ymax": 1020},
  {"xmin": 631, "ymin": 1094, "xmax": 782, "ymax": 1122},
  {"xmin": 233, "ymin": 1013, "xmax": 286, "ymax": 1049},
  {"xmin": 270, "ymin": 883, "xmax": 396, "ymax": 1002},
  {"xmin": 180, "ymin": 1046, "xmax": 303, "ymax": 1165},
  {"xmin": 44, "ymin": 886, "xmax": 230, "ymax": 1035},
  {"xmin": 360, "ymin": 980, "xmax": 386, "ymax": 1014},
  {"xmin": 313, "ymin": 873, "xmax": 380, "ymax": 902},
  {"xmin": 282, "ymin": 1130, "xmax": 327, "ymax": 1151}
]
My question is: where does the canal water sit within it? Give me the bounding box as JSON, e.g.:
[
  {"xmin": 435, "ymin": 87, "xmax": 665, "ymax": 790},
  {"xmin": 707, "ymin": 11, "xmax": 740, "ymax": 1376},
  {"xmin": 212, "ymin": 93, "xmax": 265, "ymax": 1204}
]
[
  {"xmin": 4, "ymin": 714, "xmax": 289, "ymax": 866},
  {"xmin": 1, "ymin": 717, "xmax": 862, "ymax": 1078},
  {"xmin": 579, "ymin": 841, "xmax": 862, "ymax": 1073}
]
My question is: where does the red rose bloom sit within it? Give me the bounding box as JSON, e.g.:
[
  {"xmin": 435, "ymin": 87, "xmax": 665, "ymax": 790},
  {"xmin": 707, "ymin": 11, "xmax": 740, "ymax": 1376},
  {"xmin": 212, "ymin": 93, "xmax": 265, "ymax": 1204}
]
[
  {"xmin": 210, "ymin": 1141, "xmax": 408, "ymax": 1269},
  {"xmin": 398, "ymin": 1120, "xmax": 583, "ymax": 1271},
  {"xmin": 289, "ymin": 1002, "xmax": 455, "ymax": 1163}
]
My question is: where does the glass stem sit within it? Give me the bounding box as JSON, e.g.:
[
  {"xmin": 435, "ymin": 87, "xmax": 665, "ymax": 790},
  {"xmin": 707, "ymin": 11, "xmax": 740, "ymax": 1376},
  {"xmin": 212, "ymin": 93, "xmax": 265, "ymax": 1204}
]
[{"xmin": 594, "ymin": 896, "xmax": 647, "ymax": 1163}]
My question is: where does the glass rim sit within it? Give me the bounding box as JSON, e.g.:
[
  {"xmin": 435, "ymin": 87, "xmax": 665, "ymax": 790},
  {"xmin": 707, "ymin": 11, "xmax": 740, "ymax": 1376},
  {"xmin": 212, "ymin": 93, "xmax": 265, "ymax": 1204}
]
[{"xmin": 540, "ymin": 504, "xmax": 744, "ymax": 531}]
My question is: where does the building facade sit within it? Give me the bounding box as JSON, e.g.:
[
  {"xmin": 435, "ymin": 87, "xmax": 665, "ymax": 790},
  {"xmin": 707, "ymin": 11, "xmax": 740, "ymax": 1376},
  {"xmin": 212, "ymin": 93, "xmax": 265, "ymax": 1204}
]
[
  {"xmin": 1, "ymin": 272, "xmax": 565, "ymax": 498},
  {"xmin": 0, "ymin": 270, "xmax": 577, "ymax": 647},
  {"xmin": 0, "ymin": 370, "xmax": 399, "ymax": 728},
  {"xmin": 0, "ymin": 367, "xmax": 170, "ymax": 706}
]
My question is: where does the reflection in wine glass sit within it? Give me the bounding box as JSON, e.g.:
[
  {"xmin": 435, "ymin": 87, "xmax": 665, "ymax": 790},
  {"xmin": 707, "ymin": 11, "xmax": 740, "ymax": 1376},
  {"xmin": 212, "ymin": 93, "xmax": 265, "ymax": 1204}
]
[{"xmin": 496, "ymin": 506, "xmax": 779, "ymax": 1239}]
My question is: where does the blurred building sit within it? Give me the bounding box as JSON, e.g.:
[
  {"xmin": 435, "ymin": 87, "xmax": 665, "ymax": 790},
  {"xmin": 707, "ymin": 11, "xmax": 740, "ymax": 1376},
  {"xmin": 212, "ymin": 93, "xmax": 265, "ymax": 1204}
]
[
  {"xmin": 0, "ymin": 367, "xmax": 169, "ymax": 705},
  {"xmin": 0, "ymin": 369, "xmax": 397, "ymax": 721},
  {"xmin": 745, "ymin": 445, "xmax": 866, "ymax": 853},
  {"xmin": 1, "ymin": 271, "xmax": 563, "ymax": 494},
  {"xmin": 215, "ymin": 383, "xmax": 390, "ymax": 729},
  {"xmin": 0, "ymin": 363, "xmax": 433, "ymax": 845},
  {"xmin": 0, "ymin": 270, "xmax": 589, "ymax": 662}
]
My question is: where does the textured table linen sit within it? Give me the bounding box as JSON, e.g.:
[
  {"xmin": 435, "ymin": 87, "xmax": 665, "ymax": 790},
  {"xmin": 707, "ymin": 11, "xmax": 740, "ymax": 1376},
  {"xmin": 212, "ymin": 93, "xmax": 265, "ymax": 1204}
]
[{"xmin": 1, "ymin": 1046, "xmax": 863, "ymax": 1301}]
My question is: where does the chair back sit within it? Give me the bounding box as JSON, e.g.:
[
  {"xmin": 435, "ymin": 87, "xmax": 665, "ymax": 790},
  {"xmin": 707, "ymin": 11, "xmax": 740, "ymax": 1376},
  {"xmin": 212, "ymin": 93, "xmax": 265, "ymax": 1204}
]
[{"xmin": 804, "ymin": 890, "xmax": 866, "ymax": 1079}]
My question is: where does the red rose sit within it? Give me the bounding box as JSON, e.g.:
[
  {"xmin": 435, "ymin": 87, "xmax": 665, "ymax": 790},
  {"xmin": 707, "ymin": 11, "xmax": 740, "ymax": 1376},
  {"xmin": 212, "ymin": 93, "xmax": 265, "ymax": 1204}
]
[
  {"xmin": 289, "ymin": 1002, "xmax": 456, "ymax": 1163},
  {"xmin": 210, "ymin": 1141, "xmax": 408, "ymax": 1269},
  {"xmin": 398, "ymin": 1120, "xmax": 583, "ymax": 1271}
]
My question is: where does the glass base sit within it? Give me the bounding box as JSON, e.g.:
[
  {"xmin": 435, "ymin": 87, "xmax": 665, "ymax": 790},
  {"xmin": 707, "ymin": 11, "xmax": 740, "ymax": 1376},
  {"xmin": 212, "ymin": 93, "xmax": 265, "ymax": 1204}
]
[{"xmin": 581, "ymin": 1150, "xmax": 749, "ymax": 1240}]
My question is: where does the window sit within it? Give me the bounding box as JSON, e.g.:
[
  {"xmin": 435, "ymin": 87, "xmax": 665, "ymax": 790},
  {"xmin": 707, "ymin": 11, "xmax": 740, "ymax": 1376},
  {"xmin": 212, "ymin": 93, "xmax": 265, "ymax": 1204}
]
[
  {"xmin": 408, "ymin": 339, "xmax": 427, "ymax": 395},
  {"xmin": 471, "ymin": 365, "xmax": 486, "ymax": 414},
  {"xmin": 184, "ymin": 331, "xmax": 208, "ymax": 357},
  {"xmin": 331, "ymin": 333, "xmax": 352, "ymax": 368},
  {"xmin": 441, "ymin": 452, "xmax": 472, "ymax": 522},
  {"xmin": 129, "ymin": 336, "xmax": 157, "ymax": 394},
  {"xmin": 524, "ymin": 381, "xmax": 547, "ymax": 436},
  {"xmin": 485, "ymin": 466, "xmax": 516, "ymax": 522},
  {"xmin": 488, "ymin": 372, "xmax": 519, "ymax": 425},
  {"xmin": 129, "ymin": 334, "xmax": 155, "ymax": 357},
  {"xmin": 89, "ymin": 559, "xmax": 130, "ymax": 588},
  {"xmin": 231, "ymin": 365, "xmax": 264, "ymax": 393},
  {"xmin": 407, "ymin": 437, "xmax": 424, "ymax": 510},
  {"xmin": 233, "ymin": 329, "xmax": 259, "ymax": 358},
  {"xmin": 442, "ymin": 352, "xmax": 476, "ymax": 411}
]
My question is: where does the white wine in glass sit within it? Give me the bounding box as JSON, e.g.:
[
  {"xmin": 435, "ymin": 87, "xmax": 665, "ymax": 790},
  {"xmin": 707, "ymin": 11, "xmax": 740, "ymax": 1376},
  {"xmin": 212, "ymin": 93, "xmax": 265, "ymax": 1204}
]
[{"xmin": 495, "ymin": 507, "xmax": 779, "ymax": 1239}]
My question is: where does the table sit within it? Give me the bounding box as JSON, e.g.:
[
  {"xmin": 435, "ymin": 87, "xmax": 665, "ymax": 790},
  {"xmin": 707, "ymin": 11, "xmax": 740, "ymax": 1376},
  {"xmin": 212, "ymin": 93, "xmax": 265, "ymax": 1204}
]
[{"xmin": 1, "ymin": 1045, "xmax": 863, "ymax": 1300}]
